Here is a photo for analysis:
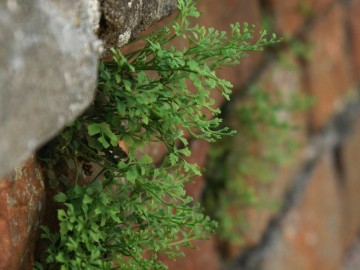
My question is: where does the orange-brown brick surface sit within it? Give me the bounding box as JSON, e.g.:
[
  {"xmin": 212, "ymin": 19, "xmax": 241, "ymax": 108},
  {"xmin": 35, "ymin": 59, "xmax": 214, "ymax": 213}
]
[
  {"xmin": 159, "ymin": 139, "xmax": 220, "ymax": 270},
  {"xmin": 347, "ymin": 0, "xmax": 360, "ymax": 79},
  {"xmin": 339, "ymin": 118, "xmax": 360, "ymax": 249},
  {"xmin": 218, "ymin": 54, "xmax": 309, "ymax": 260},
  {"xmin": 0, "ymin": 157, "xmax": 45, "ymax": 270},
  {"xmin": 193, "ymin": 0, "xmax": 263, "ymax": 113},
  {"xmin": 269, "ymin": 0, "xmax": 334, "ymax": 35},
  {"xmin": 185, "ymin": 139, "xmax": 210, "ymax": 202},
  {"xmin": 159, "ymin": 238, "xmax": 220, "ymax": 270},
  {"xmin": 257, "ymin": 154, "xmax": 344, "ymax": 270},
  {"xmin": 305, "ymin": 2, "xmax": 353, "ymax": 131}
]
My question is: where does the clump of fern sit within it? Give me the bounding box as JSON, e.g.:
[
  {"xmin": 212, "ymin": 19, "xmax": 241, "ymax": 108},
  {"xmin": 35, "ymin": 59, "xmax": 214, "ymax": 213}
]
[{"xmin": 36, "ymin": 0, "xmax": 280, "ymax": 269}]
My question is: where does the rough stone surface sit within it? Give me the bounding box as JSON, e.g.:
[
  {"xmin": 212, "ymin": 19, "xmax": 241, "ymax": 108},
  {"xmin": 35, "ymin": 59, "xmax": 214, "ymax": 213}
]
[
  {"xmin": 0, "ymin": 157, "xmax": 45, "ymax": 270},
  {"xmin": 0, "ymin": 0, "xmax": 101, "ymax": 177},
  {"xmin": 99, "ymin": 0, "xmax": 178, "ymax": 55}
]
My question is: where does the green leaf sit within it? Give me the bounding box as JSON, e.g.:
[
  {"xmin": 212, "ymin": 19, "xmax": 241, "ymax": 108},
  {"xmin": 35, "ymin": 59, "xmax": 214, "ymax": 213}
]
[
  {"xmin": 115, "ymin": 74, "xmax": 121, "ymax": 83},
  {"xmin": 97, "ymin": 136, "xmax": 110, "ymax": 149},
  {"xmin": 142, "ymin": 115, "xmax": 149, "ymax": 125},
  {"xmin": 124, "ymin": 136, "xmax": 134, "ymax": 147},
  {"xmin": 140, "ymin": 154, "xmax": 153, "ymax": 164},
  {"xmin": 87, "ymin": 123, "xmax": 101, "ymax": 136},
  {"xmin": 169, "ymin": 153, "xmax": 178, "ymax": 165},
  {"xmin": 117, "ymin": 101, "xmax": 126, "ymax": 117},
  {"xmin": 83, "ymin": 194, "xmax": 93, "ymax": 204},
  {"xmin": 88, "ymin": 122, "xmax": 118, "ymax": 146},
  {"xmin": 117, "ymin": 161, "xmax": 128, "ymax": 169},
  {"xmin": 126, "ymin": 166, "xmax": 138, "ymax": 183},
  {"xmin": 54, "ymin": 192, "xmax": 68, "ymax": 203},
  {"xmin": 123, "ymin": 80, "xmax": 132, "ymax": 91}
]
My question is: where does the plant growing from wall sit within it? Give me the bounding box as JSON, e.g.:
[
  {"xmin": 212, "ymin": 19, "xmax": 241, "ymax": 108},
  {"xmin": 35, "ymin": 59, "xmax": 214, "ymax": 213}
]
[
  {"xmin": 36, "ymin": 0, "xmax": 280, "ymax": 269},
  {"xmin": 203, "ymin": 4, "xmax": 315, "ymax": 244},
  {"xmin": 203, "ymin": 84, "xmax": 314, "ymax": 245}
]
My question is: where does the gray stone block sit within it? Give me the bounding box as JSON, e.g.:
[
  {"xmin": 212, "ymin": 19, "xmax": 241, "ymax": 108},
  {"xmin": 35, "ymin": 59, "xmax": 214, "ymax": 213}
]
[
  {"xmin": 0, "ymin": 0, "xmax": 101, "ymax": 176},
  {"xmin": 99, "ymin": 0, "xmax": 178, "ymax": 55}
]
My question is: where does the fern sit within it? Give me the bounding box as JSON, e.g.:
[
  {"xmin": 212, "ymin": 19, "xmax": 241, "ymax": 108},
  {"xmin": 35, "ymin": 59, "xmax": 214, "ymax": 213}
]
[{"xmin": 36, "ymin": 0, "xmax": 280, "ymax": 269}]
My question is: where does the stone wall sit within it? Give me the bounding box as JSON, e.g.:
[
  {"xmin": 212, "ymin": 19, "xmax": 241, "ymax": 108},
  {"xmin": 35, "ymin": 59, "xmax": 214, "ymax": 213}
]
[
  {"xmin": 2, "ymin": 0, "xmax": 360, "ymax": 269},
  {"xmin": 155, "ymin": 0, "xmax": 360, "ymax": 269}
]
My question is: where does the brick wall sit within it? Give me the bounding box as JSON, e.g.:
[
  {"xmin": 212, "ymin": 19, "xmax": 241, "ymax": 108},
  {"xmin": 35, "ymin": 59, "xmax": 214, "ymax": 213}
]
[
  {"xmin": 3, "ymin": 0, "xmax": 360, "ymax": 269},
  {"xmin": 159, "ymin": 0, "xmax": 360, "ymax": 269}
]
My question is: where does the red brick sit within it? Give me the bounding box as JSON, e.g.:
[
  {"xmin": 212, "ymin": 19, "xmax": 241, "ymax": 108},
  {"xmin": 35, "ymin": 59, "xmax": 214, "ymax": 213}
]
[
  {"xmin": 347, "ymin": 0, "xmax": 360, "ymax": 79},
  {"xmin": 260, "ymin": 153, "xmax": 343, "ymax": 270},
  {"xmin": 269, "ymin": 0, "xmax": 333, "ymax": 35},
  {"xmin": 159, "ymin": 237, "xmax": 220, "ymax": 270},
  {"xmin": 0, "ymin": 157, "xmax": 45, "ymax": 270},
  {"xmin": 305, "ymin": 3, "xmax": 353, "ymax": 131},
  {"xmin": 310, "ymin": 0, "xmax": 334, "ymax": 11},
  {"xmin": 252, "ymin": 117, "xmax": 360, "ymax": 269},
  {"xmin": 340, "ymin": 117, "xmax": 360, "ymax": 249},
  {"xmin": 219, "ymin": 54, "xmax": 308, "ymax": 258},
  {"xmin": 185, "ymin": 139, "xmax": 210, "ymax": 202},
  {"xmin": 269, "ymin": 0, "xmax": 308, "ymax": 35},
  {"xmin": 343, "ymin": 237, "xmax": 360, "ymax": 270},
  {"xmin": 198, "ymin": 0, "xmax": 262, "ymax": 87},
  {"xmin": 154, "ymin": 141, "xmax": 214, "ymax": 270}
]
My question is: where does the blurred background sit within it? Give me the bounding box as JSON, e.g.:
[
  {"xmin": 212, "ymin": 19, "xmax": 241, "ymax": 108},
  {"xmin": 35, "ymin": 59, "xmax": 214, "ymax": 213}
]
[{"xmin": 156, "ymin": 0, "xmax": 360, "ymax": 269}]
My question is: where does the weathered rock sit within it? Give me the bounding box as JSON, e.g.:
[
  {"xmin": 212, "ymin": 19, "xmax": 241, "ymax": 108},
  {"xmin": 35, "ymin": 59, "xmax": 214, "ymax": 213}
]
[
  {"xmin": 0, "ymin": 0, "xmax": 101, "ymax": 177},
  {"xmin": 0, "ymin": 157, "xmax": 45, "ymax": 270},
  {"xmin": 99, "ymin": 0, "xmax": 178, "ymax": 55}
]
